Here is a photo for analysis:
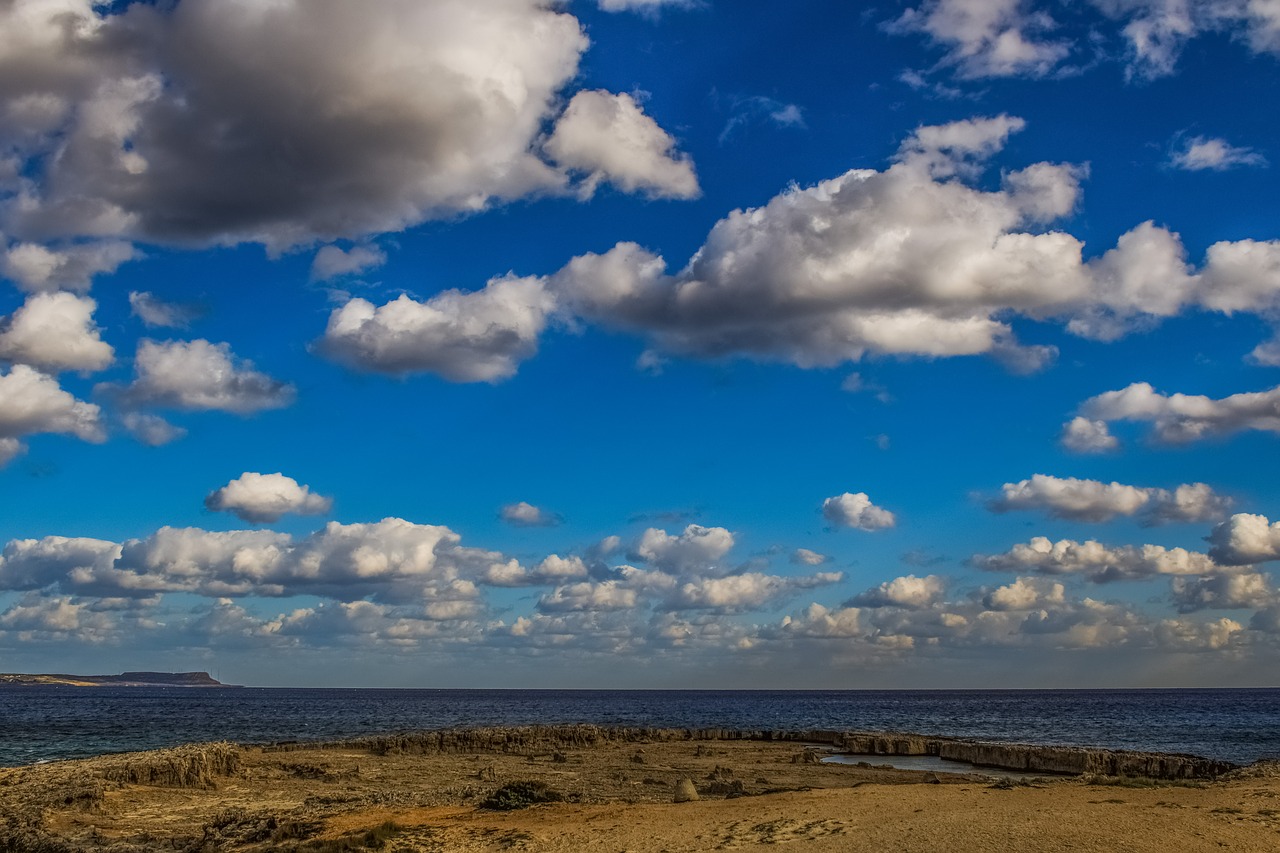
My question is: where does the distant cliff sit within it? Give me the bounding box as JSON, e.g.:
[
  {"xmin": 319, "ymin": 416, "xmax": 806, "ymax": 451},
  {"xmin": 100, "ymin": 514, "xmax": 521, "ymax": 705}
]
[{"xmin": 0, "ymin": 671, "xmax": 235, "ymax": 687}]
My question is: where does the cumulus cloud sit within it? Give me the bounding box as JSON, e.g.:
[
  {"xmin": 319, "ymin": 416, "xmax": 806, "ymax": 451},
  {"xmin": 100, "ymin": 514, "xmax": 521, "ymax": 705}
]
[
  {"xmin": 989, "ymin": 474, "xmax": 1231, "ymax": 523},
  {"xmin": 633, "ymin": 524, "xmax": 736, "ymax": 575},
  {"xmin": 889, "ymin": 0, "xmax": 1071, "ymax": 79},
  {"xmin": 111, "ymin": 339, "xmax": 294, "ymax": 414},
  {"xmin": 0, "ymin": 536, "xmax": 122, "ymax": 592},
  {"xmin": 0, "ymin": 0, "xmax": 695, "ymax": 249},
  {"xmin": 1153, "ymin": 616, "xmax": 1244, "ymax": 650},
  {"xmin": 0, "ymin": 292, "xmax": 113, "ymax": 373},
  {"xmin": 0, "ymin": 518, "xmax": 507, "ymax": 605},
  {"xmin": 538, "ymin": 580, "xmax": 637, "ymax": 613},
  {"xmin": 766, "ymin": 580, "xmax": 1244, "ymax": 653},
  {"xmin": 1170, "ymin": 571, "xmax": 1275, "ymax": 612},
  {"xmin": 205, "ymin": 472, "xmax": 334, "ymax": 524},
  {"xmin": 982, "ymin": 576, "xmax": 1066, "ymax": 610},
  {"xmin": 3, "ymin": 510, "xmax": 1267, "ymax": 659},
  {"xmin": 544, "ymin": 90, "xmax": 699, "ymax": 200},
  {"xmin": 544, "ymin": 116, "xmax": 1280, "ymax": 372},
  {"xmin": 1170, "ymin": 135, "xmax": 1267, "ymax": 171},
  {"xmin": 975, "ymin": 536, "xmax": 1220, "ymax": 582},
  {"xmin": 298, "ymin": 115, "xmax": 1280, "ymax": 381},
  {"xmin": 310, "ymin": 245, "xmax": 387, "ymax": 283},
  {"xmin": 318, "ymin": 276, "xmax": 554, "ymax": 382},
  {"xmin": 499, "ymin": 502, "xmax": 563, "ymax": 528},
  {"xmin": 1, "ymin": 241, "xmax": 138, "ymax": 293},
  {"xmin": 822, "ymin": 493, "xmax": 896, "ymax": 531},
  {"xmin": 1078, "ymin": 381, "xmax": 1280, "ymax": 444},
  {"xmin": 0, "ymin": 364, "xmax": 104, "ymax": 462},
  {"xmin": 128, "ymin": 291, "xmax": 199, "ymax": 329},
  {"xmin": 1060, "ymin": 416, "xmax": 1120, "ymax": 453},
  {"xmin": 0, "ymin": 594, "xmax": 115, "ymax": 640},
  {"xmin": 849, "ymin": 574, "xmax": 947, "ymax": 609},
  {"xmin": 1207, "ymin": 513, "xmax": 1280, "ymax": 565},
  {"xmin": 668, "ymin": 571, "xmax": 842, "ymax": 613}
]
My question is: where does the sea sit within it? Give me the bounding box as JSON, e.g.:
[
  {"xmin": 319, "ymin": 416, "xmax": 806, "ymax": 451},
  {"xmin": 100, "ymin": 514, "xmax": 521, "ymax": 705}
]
[{"xmin": 1, "ymin": 687, "xmax": 1278, "ymax": 769}]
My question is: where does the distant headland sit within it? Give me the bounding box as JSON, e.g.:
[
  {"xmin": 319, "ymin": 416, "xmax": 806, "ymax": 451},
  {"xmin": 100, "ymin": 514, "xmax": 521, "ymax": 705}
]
[{"xmin": 0, "ymin": 671, "xmax": 236, "ymax": 688}]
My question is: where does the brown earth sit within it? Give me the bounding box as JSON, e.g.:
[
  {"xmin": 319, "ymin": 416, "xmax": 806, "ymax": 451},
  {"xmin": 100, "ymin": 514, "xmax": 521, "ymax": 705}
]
[{"xmin": 2, "ymin": 728, "xmax": 1277, "ymax": 852}]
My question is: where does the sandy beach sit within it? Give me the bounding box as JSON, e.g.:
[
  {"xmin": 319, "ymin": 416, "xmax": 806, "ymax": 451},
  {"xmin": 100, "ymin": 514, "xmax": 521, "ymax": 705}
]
[{"xmin": 2, "ymin": 727, "xmax": 1278, "ymax": 852}]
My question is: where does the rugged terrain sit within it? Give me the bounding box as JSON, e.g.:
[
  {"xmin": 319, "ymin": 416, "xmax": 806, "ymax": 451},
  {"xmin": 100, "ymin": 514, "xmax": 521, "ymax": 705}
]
[{"xmin": 1, "ymin": 726, "xmax": 1277, "ymax": 852}]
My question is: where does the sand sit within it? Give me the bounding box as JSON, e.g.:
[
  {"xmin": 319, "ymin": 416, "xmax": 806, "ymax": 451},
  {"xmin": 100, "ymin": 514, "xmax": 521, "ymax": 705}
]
[{"xmin": 2, "ymin": 728, "xmax": 1277, "ymax": 852}]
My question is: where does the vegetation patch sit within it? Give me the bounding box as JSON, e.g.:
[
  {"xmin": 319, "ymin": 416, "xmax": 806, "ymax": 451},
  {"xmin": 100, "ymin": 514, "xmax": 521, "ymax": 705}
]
[{"xmin": 480, "ymin": 780, "xmax": 565, "ymax": 810}]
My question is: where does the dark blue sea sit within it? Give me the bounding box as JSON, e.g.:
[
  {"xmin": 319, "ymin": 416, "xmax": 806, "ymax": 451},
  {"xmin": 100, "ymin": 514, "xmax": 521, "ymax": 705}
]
[{"xmin": 1, "ymin": 687, "xmax": 1278, "ymax": 768}]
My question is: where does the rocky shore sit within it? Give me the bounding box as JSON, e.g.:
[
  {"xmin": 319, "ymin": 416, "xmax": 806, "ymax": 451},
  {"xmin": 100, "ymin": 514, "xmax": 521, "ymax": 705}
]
[{"xmin": 1, "ymin": 726, "xmax": 1275, "ymax": 852}]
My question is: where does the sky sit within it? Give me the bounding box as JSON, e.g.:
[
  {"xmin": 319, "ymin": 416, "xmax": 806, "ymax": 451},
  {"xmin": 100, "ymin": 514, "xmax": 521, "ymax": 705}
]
[{"xmin": 2, "ymin": 0, "xmax": 1280, "ymax": 688}]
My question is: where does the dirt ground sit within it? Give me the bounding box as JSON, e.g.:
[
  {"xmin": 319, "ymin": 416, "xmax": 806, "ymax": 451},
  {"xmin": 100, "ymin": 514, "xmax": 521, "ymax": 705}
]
[{"xmin": 2, "ymin": 730, "xmax": 1278, "ymax": 852}]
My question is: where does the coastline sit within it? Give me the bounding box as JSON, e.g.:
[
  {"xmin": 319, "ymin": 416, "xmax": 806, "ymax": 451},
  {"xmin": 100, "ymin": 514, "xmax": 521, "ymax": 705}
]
[
  {"xmin": 0, "ymin": 671, "xmax": 235, "ymax": 688},
  {"xmin": 3, "ymin": 725, "xmax": 1278, "ymax": 851}
]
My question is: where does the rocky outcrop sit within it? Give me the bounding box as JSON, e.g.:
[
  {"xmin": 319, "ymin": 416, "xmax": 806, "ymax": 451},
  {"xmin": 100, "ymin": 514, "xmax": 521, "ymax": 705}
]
[
  {"xmin": 837, "ymin": 730, "xmax": 1235, "ymax": 779},
  {"xmin": 261, "ymin": 725, "xmax": 1234, "ymax": 780}
]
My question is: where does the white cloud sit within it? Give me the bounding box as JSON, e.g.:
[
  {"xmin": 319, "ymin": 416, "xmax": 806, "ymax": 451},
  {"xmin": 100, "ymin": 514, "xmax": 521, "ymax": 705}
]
[
  {"xmin": 597, "ymin": 0, "xmax": 698, "ymax": 11},
  {"xmin": 538, "ymin": 580, "xmax": 637, "ymax": 613},
  {"xmin": 976, "ymin": 536, "xmax": 1220, "ymax": 582},
  {"xmin": 0, "ymin": 437, "xmax": 23, "ymax": 466},
  {"xmin": 822, "ymin": 492, "xmax": 896, "ymax": 531},
  {"xmin": 982, "ymin": 576, "xmax": 1066, "ymax": 610},
  {"xmin": 989, "ymin": 474, "xmax": 1231, "ymax": 523},
  {"xmin": 318, "ymin": 276, "xmax": 554, "ymax": 382},
  {"xmin": 499, "ymin": 502, "xmax": 563, "ymax": 528},
  {"xmin": 113, "ymin": 339, "xmax": 294, "ymax": 414},
  {"xmin": 1171, "ymin": 571, "xmax": 1275, "ymax": 612},
  {"xmin": 103, "ymin": 519, "xmax": 502, "ymax": 604},
  {"xmin": 121, "ymin": 412, "xmax": 186, "ymax": 446},
  {"xmin": 1095, "ymin": 0, "xmax": 1200, "ymax": 78},
  {"xmin": 1, "ymin": 241, "xmax": 137, "ymax": 293},
  {"xmin": 791, "ymin": 548, "xmax": 830, "ymax": 566},
  {"xmin": 1095, "ymin": 0, "xmax": 1280, "ymax": 78},
  {"xmin": 1207, "ymin": 513, "xmax": 1280, "ymax": 565},
  {"xmin": 0, "ymin": 291, "xmax": 113, "ymax": 373},
  {"xmin": 1079, "ymin": 381, "xmax": 1280, "ymax": 443},
  {"xmin": 668, "ymin": 571, "xmax": 842, "ymax": 613},
  {"xmin": 893, "ymin": 1, "xmax": 1280, "ymax": 82},
  {"xmin": 633, "ymin": 525, "xmax": 736, "ymax": 575},
  {"xmin": 1170, "ymin": 135, "xmax": 1268, "ymax": 170},
  {"xmin": 0, "ymin": 536, "xmax": 123, "ymax": 592},
  {"xmin": 544, "ymin": 90, "xmax": 699, "ymax": 200},
  {"xmin": 0, "ymin": 0, "xmax": 694, "ymax": 249},
  {"xmin": 0, "ymin": 594, "xmax": 114, "ymax": 640},
  {"xmin": 300, "ymin": 115, "xmax": 1280, "ymax": 380},
  {"xmin": 128, "ymin": 291, "xmax": 199, "ymax": 329},
  {"xmin": 778, "ymin": 603, "xmax": 865, "ymax": 639},
  {"xmin": 0, "ymin": 364, "xmax": 104, "ymax": 462},
  {"xmin": 310, "ymin": 245, "xmax": 387, "ymax": 283},
  {"xmin": 1060, "ymin": 416, "xmax": 1120, "ymax": 453},
  {"xmin": 205, "ymin": 472, "xmax": 334, "ymax": 524},
  {"xmin": 1153, "ymin": 616, "xmax": 1244, "ymax": 650},
  {"xmin": 889, "ymin": 0, "xmax": 1071, "ymax": 79},
  {"xmin": 850, "ymin": 574, "xmax": 947, "ymax": 609},
  {"xmin": 544, "ymin": 117, "xmax": 1106, "ymax": 370}
]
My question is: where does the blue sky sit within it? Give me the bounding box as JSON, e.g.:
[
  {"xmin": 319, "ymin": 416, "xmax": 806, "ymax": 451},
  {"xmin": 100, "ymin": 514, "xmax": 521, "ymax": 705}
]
[{"xmin": 2, "ymin": 0, "xmax": 1280, "ymax": 687}]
